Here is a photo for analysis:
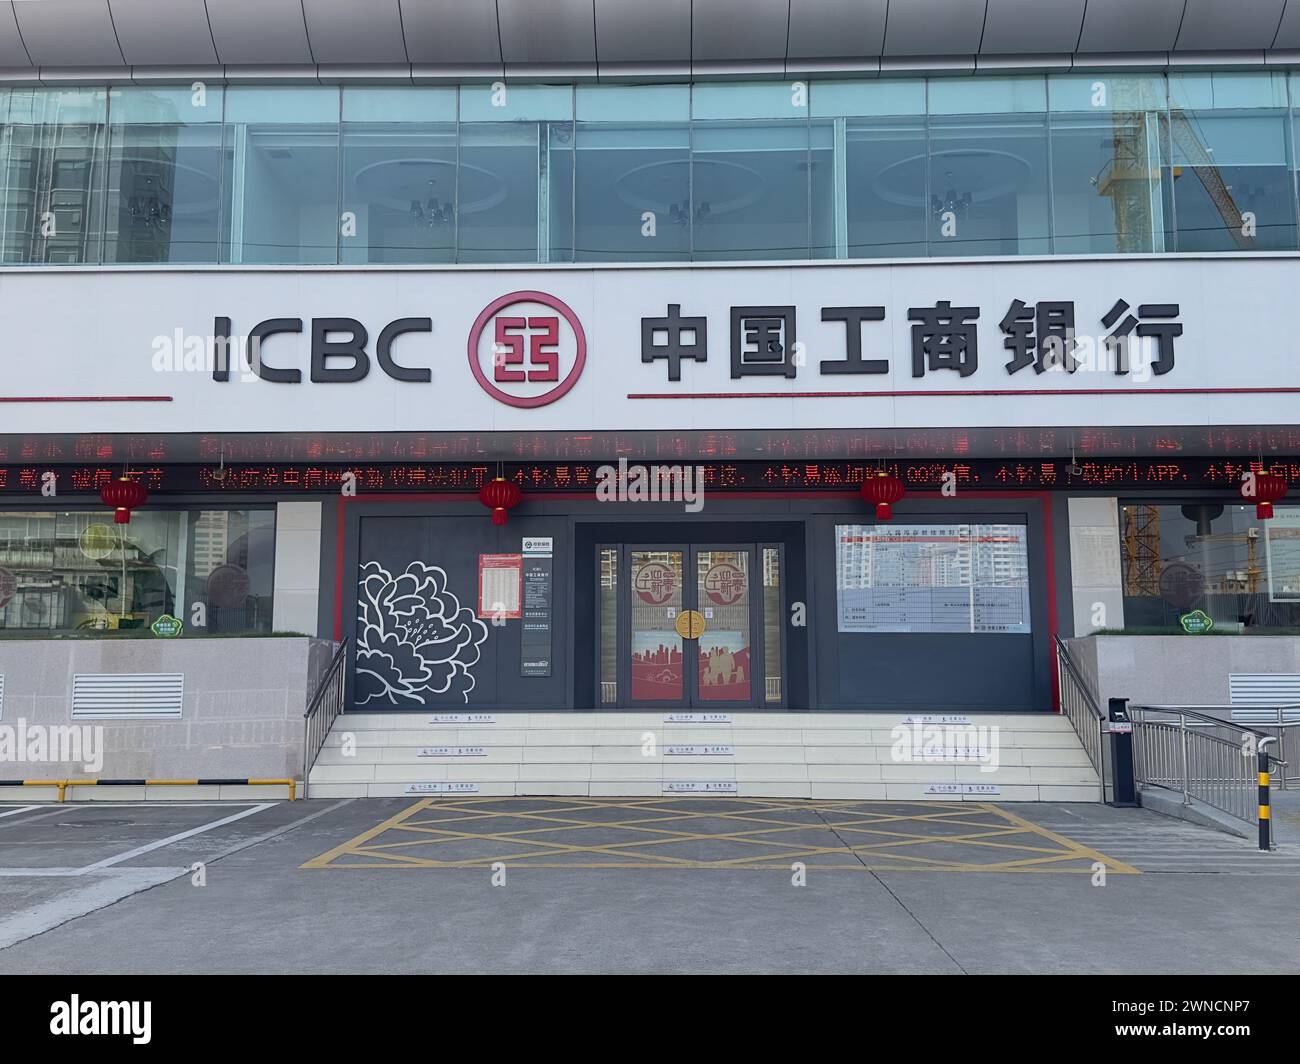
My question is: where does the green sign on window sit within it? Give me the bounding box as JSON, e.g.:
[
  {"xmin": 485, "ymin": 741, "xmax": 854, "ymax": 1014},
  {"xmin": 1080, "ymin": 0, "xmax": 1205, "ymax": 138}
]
[
  {"xmin": 151, "ymin": 614, "xmax": 183, "ymax": 638},
  {"xmin": 1179, "ymin": 609, "xmax": 1214, "ymax": 634}
]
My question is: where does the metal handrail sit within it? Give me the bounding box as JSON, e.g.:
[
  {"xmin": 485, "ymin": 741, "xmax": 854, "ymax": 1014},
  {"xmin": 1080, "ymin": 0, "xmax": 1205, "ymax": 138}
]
[
  {"xmin": 1053, "ymin": 635, "xmax": 1107, "ymax": 802},
  {"xmin": 1127, "ymin": 704, "xmax": 1287, "ymax": 825},
  {"xmin": 1131, "ymin": 705, "xmax": 1294, "ymax": 789},
  {"xmin": 302, "ymin": 637, "xmax": 349, "ymax": 800}
]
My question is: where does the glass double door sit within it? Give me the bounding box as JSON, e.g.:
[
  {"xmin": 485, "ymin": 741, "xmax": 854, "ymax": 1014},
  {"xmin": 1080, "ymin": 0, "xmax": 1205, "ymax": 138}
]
[{"xmin": 621, "ymin": 544, "xmax": 763, "ymax": 708}]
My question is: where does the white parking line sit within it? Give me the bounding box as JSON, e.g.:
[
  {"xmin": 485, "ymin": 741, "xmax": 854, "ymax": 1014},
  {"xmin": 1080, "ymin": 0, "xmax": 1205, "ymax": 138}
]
[
  {"xmin": 76, "ymin": 803, "xmax": 275, "ymax": 873},
  {"xmin": 0, "ymin": 806, "xmax": 36, "ymax": 820}
]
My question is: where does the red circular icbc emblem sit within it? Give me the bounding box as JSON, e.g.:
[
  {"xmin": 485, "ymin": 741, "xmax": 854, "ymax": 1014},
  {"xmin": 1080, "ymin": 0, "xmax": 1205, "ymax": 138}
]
[
  {"xmin": 467, "ymin": 290, "xmax": 586, "ymax": 408},
  {"xmin": 703, "ymin": 563, "xmax": 747, "ymax": 606},
  {"xmin": 635, "ymin": 562, "xmax": 677, "ymax": 605}
]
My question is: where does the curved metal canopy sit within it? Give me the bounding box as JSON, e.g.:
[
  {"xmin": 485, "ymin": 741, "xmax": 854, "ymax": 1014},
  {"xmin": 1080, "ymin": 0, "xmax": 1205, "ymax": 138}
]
[{"xmin": 0, "ymin": 0, "xmax": 1298, "ymax": 81}]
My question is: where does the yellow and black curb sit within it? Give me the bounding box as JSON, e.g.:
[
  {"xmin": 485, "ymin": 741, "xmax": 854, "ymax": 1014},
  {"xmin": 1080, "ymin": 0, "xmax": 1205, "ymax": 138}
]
[{"xmin": 0, "ymin": 778, "xmax": 296, "ymax": 802}]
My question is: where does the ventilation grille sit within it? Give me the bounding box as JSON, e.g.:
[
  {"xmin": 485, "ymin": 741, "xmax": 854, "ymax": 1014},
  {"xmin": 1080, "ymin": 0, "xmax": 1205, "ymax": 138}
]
[
  {"xmin": 71, "ymin": 673, "xmax": 184, "ymax": 720},
  {"xmin": 1229, "ymin": 674, "xmax": 1300, "ymax": 723}
]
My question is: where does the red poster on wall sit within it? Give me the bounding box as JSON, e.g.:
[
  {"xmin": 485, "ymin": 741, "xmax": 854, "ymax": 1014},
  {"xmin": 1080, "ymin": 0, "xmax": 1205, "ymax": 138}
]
[{"xmin": 478, "ymin": 553, "xmax": 522, "ymax": 619}]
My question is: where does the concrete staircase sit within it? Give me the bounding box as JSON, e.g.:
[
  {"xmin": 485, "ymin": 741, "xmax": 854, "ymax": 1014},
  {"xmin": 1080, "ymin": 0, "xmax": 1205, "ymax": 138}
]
[{"xmin": 307, "ymin": 711, "xmax": 1101, "ymax": 801}]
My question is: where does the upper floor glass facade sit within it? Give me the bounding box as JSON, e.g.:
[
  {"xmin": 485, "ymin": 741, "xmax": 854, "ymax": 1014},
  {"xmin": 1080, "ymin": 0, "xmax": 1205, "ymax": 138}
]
[{"xmin": 4, "ymin": 72, "xmax": 1300, "ymax": 267}]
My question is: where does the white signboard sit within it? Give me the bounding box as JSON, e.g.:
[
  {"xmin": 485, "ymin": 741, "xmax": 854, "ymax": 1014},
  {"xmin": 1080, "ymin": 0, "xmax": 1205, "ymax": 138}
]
[
  {"xmin": 428, "ymin": 714, "xmax": 497, "ymax": 724},
  {"xmin": 2, "ymin": 258, "xmax": 1298, "ymax": 442},
  {"xmin": 406, "ymin": 782, "xmax": 480, "ymax": 794},
  {"xmin": 835, "ymin": 523, "xmax": 1032, "ymax": 634}
]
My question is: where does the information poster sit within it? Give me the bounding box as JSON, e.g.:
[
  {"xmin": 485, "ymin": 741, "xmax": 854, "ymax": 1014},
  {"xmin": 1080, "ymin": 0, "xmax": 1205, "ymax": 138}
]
[
  {"xmin": 835, "ymin": 523, "xmax": 1031, "ymax": 634},
  {"xmin": 478, "ymin": 553, "xmax": 522, "ymax": 619},
  {"xmin": 1264, "ymin": 512, "xmax": 1300, "ymax": 602},
  {"xmin": 521, "ymin": 537, "xmax": 553, "ymax": 677}
]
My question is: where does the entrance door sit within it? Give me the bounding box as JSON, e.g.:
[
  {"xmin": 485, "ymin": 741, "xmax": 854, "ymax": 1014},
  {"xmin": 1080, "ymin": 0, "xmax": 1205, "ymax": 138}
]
[{"xmin": 623, "ymin": 545, "xmax": 760, "ymax": 708}]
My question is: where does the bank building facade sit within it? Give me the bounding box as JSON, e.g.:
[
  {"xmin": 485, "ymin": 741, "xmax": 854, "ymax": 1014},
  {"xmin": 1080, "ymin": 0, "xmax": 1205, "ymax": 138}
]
[{"xmin": 1, "ymin": 0, "xmax": 1298, "ymax": 801}]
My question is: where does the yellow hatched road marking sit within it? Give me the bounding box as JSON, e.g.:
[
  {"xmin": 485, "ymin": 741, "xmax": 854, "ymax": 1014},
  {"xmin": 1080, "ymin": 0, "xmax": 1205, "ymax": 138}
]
[{"xmin": 303, "ymin": 797, "xmax": 1139, "ymax": 874}]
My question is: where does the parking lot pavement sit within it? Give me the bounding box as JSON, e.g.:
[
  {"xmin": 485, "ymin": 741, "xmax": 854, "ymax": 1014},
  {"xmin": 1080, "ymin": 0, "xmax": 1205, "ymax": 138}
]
[{"xmin": 0, "ymin": 798, "xmax": 1296, "ymax": 974}]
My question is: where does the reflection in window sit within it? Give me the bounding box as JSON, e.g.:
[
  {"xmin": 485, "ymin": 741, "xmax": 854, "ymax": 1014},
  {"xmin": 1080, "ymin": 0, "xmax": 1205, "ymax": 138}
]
[
  {"xmin": 0, "ymin": 88, "xmax": 107, "ymax": 263},
  {"xmin": 0, "ymin": 509, "xmax": 275, "ymax": 636},
  {"xmin": 104, "ymin": 87, "xmax": 224, "ymax": 264},
  {"xmin": 1051, "ymin": 112, "xmax": 1166, "ymax": 254},
  {"xmin": 1166, "ymin": 111, "xmax": 1295, "ymax": 252},
  {"xmin": 1120, "ymin": 503, "xmax": 1300, "ymax": 631}
]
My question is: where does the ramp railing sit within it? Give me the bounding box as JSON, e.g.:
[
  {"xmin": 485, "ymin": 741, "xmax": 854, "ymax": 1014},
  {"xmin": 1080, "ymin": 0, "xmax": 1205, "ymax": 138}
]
[
  {"xmin": 302, "ymin": 638, "xmax": 349, "ymax": 799},
  {"xmin": 1127, "ymin": 705, "xmax": 1287, "ymax": 827},
  {"xmin": 1053, "ymin": 636, "xmax": 1106, "ymax": 802}
]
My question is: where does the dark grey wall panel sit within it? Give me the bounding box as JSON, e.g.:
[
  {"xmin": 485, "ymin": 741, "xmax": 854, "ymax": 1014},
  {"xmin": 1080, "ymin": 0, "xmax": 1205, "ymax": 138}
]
[
  {"xmin": 1078, "ymin": 0, "xmax": 1187, "ymax": 52},
  {"xmin": 301, "ymin": 0, "xmax": 407, "ymax": 64},
  {"xmin": 1175, "ymin": 0, "xmax": 1287, "ymax": 50},
  {"xmin": 0, "ymin": 3, "xmax": 32, "ymax": 67},
  {"xmin": 400, "ymin": 0, "xmax": 500, "ymax": 65},
  {"xmin": 205, "ymin": 0, "xmax": 313, "ymax": 65},
  {"xmin": 981, "ymin": 0, "xmax": 1086, "ymax": 55},
  {"xmin": 498, "ymin": 0, "xmax": 595, "ymax": 65},
  {"xmin": 1276, "ymin": 0, "xmax": 1300, "ymax": 46},
  {"xmin": 884, "ymin": 0, "xmax": 989, "ymax": 56},
  {"xmin": 693, "ymin": 0, "xmax": 789, "ymax": 61},
  {"xmin": 13, "ymin": 0, "xmax": 125, "ymax": 66},
  {"xmin": 108, "ymin": 0, "xmax": 217, "ymax": 66},
  {"xmin": 787, "ymin": 0, "xmax": 886, "ymax": 59},
  {"xmin": 595, "ymin": 0, "xmax": 690, "ymax": 63}
]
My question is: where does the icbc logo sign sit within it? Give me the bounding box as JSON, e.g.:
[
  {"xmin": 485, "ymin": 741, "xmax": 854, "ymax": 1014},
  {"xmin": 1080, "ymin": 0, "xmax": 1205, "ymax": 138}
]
[{"xmin": 468, "ymin": 290, "xmax": 586, "ymax": 408}]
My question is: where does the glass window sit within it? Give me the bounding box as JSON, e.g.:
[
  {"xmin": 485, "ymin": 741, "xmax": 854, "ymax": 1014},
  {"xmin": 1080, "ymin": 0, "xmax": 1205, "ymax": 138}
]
[
  {"xmin": 1120, "ymin": 503, "xmax": 1300, "ymax": 632},
  {"xmin": 598, "ymin": 546, "xmax": 618, "ymax": 704},
  {"xmin": 456, "ymin": 122, "xmax": 541, "ymax": 263},
  {"xmin": 0, "ymin": 509, "xmax": 275, "ymax": 637},
  {"xmin": 761, "ymin": 546, "xmax": 782, "ymax": 704},
  {"xmin": 811, "ymin": 79, "xmax": 926, "ymax": 119},
  {"xmin": 691, "ymin": 121, "xmax": 812, "ymax": 261},
  {"xmin": 573, "ymin": 122, "xmax": 689, "ymax": 261},
  {"xmin": 1165, "ymin": 74, "xmax": 1295, "ymax": 252},
  {"xmin": 341, "ymin": 88, "xmax": 457, "ymax": 265},
  {"xmin": 927, "ymin": 112, "xmax": 1050, "ymax": 256},
  {"xmin": 221, "ymin": 87, "xmax": 340, "ymax": 264},
  {"xmin": 1050, "ymin": 110, "xmax": 1167, "ymax": 254},
  {"xmin": 0, "ymin": 88, "xmax": 108, "ymax": 263},
  {"xmin": 103, "ymin": 86, "xmax": 224, "ymax": 264},
  {"xmin": 834, "ymin": 523, "xmax": 1032, "ymax": 634},
  {"xmin": 845, "ymin": 116, "xmax": 928, "ymax": 258}
]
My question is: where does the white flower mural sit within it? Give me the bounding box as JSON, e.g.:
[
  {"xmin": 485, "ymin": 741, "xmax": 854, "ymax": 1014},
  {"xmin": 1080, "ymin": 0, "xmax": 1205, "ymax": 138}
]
[{"xmin": 354, "ymin": 561, "xmax": 488, "ymax": 706}]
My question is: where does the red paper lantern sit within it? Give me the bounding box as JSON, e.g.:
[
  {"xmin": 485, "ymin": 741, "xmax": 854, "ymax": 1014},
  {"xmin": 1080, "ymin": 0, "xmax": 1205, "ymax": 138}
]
[
  {"xmin": 100, "ymin": 476, "xmax": 148, "ymax": 524},
  {"xmin": 479, "ymin": 477, "xmax": 522, "ymax": 526},
  {"xmin": 1244, "ymin": 469, "xmax": 1288, "ymax": 519},
  {"xmin": 860, "ymin": 471, "xmax": 906, "ymax": 520}
]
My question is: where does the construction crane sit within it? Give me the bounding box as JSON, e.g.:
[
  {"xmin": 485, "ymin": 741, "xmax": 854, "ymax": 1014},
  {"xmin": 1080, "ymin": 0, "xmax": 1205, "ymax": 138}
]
[
  {"xmin": 1098, "ymin": 110, "xmax": 1254, "ymax": 251},
  {"xmin": 1122, "ymin": 504, "xmax": 1161, "ymax": 596}
]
